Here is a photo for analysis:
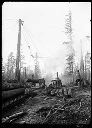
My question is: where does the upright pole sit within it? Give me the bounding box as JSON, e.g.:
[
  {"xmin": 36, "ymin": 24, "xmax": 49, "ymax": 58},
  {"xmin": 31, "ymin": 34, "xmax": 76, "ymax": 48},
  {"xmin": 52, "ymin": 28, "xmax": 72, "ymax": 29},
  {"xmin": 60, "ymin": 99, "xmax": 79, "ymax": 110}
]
[
  {"xmin": 80, "ymin": 39, "xmax": 84, "ymax": 79},
  {"xmin": 85, "ymin": 55, "xmax": 86, "ymax": 80},
  {"xmin": 57, "ymin": 72, "xmax": 58, "ymax": 79},
  {"xmin": 72, "ymin": 64, "xmax": 74, "ymax": 83},
  {"xmin": 57, "ymin": 72, "xmax": 58, "ymax": 87},
  {"xmin": 25, "ymin": 67, "xmax": 26, "ymax": 79},
  {"xmin": 16, "ymin": 19, "xmax": 23, "ymax": 82},
  {"xmin": 35, "ymin": 52, "xmax": 37, "ymax": 79}
]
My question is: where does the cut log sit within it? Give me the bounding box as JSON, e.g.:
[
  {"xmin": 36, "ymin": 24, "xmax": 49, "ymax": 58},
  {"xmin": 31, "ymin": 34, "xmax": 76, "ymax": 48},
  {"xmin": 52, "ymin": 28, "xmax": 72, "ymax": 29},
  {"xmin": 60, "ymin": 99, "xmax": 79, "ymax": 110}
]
[{"xmin": 2, "ymin": 111, "xmax": 26, "ymax": 123}]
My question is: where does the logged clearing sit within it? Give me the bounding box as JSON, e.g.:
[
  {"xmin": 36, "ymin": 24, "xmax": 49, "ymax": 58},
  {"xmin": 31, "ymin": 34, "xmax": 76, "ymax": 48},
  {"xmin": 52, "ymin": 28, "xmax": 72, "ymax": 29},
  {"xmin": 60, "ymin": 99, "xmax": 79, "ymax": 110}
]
[{"xmin": 4, "ymin": 87, "xmax": 90, "ymax": 125}]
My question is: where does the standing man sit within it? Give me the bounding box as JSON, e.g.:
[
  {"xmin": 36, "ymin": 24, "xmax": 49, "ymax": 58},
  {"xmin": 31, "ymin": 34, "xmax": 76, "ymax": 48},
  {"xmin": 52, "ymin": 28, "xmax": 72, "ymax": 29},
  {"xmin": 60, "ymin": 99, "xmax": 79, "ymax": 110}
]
[{"xmin": 76, "ymin": 70, "xmax": 81, "ymax": 86}]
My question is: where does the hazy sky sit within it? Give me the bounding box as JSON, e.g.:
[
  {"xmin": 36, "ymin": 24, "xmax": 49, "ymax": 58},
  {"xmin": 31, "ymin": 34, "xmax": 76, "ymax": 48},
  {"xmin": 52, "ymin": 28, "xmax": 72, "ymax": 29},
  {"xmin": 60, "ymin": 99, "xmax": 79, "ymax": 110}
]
[{"xmin": 2, "ymin": 2, "xmax": 91, "ymax": 78}]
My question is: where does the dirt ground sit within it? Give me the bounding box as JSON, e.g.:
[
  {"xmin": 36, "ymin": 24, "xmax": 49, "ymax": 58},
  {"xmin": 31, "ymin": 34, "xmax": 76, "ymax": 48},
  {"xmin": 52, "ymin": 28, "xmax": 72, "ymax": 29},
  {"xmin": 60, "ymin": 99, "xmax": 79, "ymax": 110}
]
[{"xmin": 4, "ymin": 87, "xmax": 90, "ymax": 125}]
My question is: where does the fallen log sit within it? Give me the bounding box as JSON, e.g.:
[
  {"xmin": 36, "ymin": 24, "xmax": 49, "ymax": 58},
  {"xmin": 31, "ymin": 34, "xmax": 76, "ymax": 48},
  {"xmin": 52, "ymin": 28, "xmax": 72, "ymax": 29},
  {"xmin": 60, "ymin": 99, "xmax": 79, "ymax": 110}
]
[{"xmin": 2, "ymin": 111, "xmax": 27, "ymax": 123}]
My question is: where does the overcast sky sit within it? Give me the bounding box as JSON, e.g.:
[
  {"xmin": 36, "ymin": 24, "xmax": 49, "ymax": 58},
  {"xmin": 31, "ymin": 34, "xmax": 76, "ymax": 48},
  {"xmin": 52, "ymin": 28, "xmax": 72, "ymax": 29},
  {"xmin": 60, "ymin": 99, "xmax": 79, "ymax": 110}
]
[{"xmin": 2, "ymin": 2, "xmax": 91, "ymax": 78}]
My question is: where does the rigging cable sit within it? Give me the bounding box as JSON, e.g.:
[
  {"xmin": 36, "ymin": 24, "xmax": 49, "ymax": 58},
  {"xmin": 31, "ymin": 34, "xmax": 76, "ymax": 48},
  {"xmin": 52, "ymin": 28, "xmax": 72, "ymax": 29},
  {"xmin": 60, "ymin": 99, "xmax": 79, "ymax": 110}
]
[
  {"xmin": 22, "ymin": 30, "xmax": 35, "ymax": 59},
  {"xmin": 22, "ymin": 25, "xmax": 49, "ymax": 59},
  {"xmin": 22, "ymin": 25, "xmax": 41, "ymax": 56}
]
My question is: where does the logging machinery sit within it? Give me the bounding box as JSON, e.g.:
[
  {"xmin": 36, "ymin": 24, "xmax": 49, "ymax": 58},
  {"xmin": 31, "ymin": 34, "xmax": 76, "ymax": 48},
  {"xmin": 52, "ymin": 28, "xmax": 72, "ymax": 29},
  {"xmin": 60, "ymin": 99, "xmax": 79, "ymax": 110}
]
[{"xmin": 26, "ymin": 78, "xmax": 45, "ymax": 88}]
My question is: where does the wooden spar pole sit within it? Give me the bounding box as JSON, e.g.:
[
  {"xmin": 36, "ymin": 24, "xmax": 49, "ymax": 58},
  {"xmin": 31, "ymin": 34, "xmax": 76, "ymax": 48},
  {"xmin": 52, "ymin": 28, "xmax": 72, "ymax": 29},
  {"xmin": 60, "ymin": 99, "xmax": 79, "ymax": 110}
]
[{"xmin": 15, "ymin": 19, "xmax": 23, "ymax": 82}]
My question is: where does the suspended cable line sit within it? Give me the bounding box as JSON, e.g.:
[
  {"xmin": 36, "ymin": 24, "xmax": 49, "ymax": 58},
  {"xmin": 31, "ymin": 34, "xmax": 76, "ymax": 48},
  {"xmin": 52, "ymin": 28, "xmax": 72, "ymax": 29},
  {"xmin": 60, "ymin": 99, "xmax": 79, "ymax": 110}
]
[
  {"xmin": 22, "ymin": 25, "xmax": 49, "ymax": 59},
  {"xmin": 22, "ymin": 25, "xmax": 40, "ymax": 55},
  {"xmin": 2, "ymin": 20, "xmax": 18, "ymax": 30},
  {"xmin": 22, "ymin": 30, "xmax": 35, "ymax": 59}
]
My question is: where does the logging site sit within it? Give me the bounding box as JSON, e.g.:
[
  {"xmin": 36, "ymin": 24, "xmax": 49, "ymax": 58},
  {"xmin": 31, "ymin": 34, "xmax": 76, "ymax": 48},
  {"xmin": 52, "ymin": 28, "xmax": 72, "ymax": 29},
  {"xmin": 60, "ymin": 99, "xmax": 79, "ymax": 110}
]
[{"xmin": 2, "ymin": 2, "xmax": 91, "ymax": 127}]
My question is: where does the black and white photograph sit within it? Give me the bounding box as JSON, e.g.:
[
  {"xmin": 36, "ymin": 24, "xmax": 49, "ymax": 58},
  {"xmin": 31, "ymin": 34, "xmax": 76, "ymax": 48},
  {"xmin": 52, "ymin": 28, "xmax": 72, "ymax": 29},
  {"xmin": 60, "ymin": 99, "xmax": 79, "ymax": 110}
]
[{"xmin": 2, "ymin": 2, "xmax": 91, "ymax": 125}]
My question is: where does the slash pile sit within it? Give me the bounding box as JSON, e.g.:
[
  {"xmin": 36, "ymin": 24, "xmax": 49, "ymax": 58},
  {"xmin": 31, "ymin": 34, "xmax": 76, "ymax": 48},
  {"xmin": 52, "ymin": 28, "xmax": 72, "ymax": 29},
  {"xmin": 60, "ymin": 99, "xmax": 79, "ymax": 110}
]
[{"xmin": 35, "ymin": 90, "xmax": 91, "ymax": 124}]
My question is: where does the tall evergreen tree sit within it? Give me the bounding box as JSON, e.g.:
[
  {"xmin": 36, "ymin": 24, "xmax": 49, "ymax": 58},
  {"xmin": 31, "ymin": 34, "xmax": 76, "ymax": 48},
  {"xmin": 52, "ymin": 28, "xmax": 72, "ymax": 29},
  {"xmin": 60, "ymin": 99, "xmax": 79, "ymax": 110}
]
[
  {"xmin": 34, "ymin": 53, "xmax": 41, "ymax": 79},
  {"xmin": 6, "ymin": 52, "xmax": 16, "ymax": 79},
  {"xmin": 63, "ymin": 10, "xmax": 75, "ymax": 82}
]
